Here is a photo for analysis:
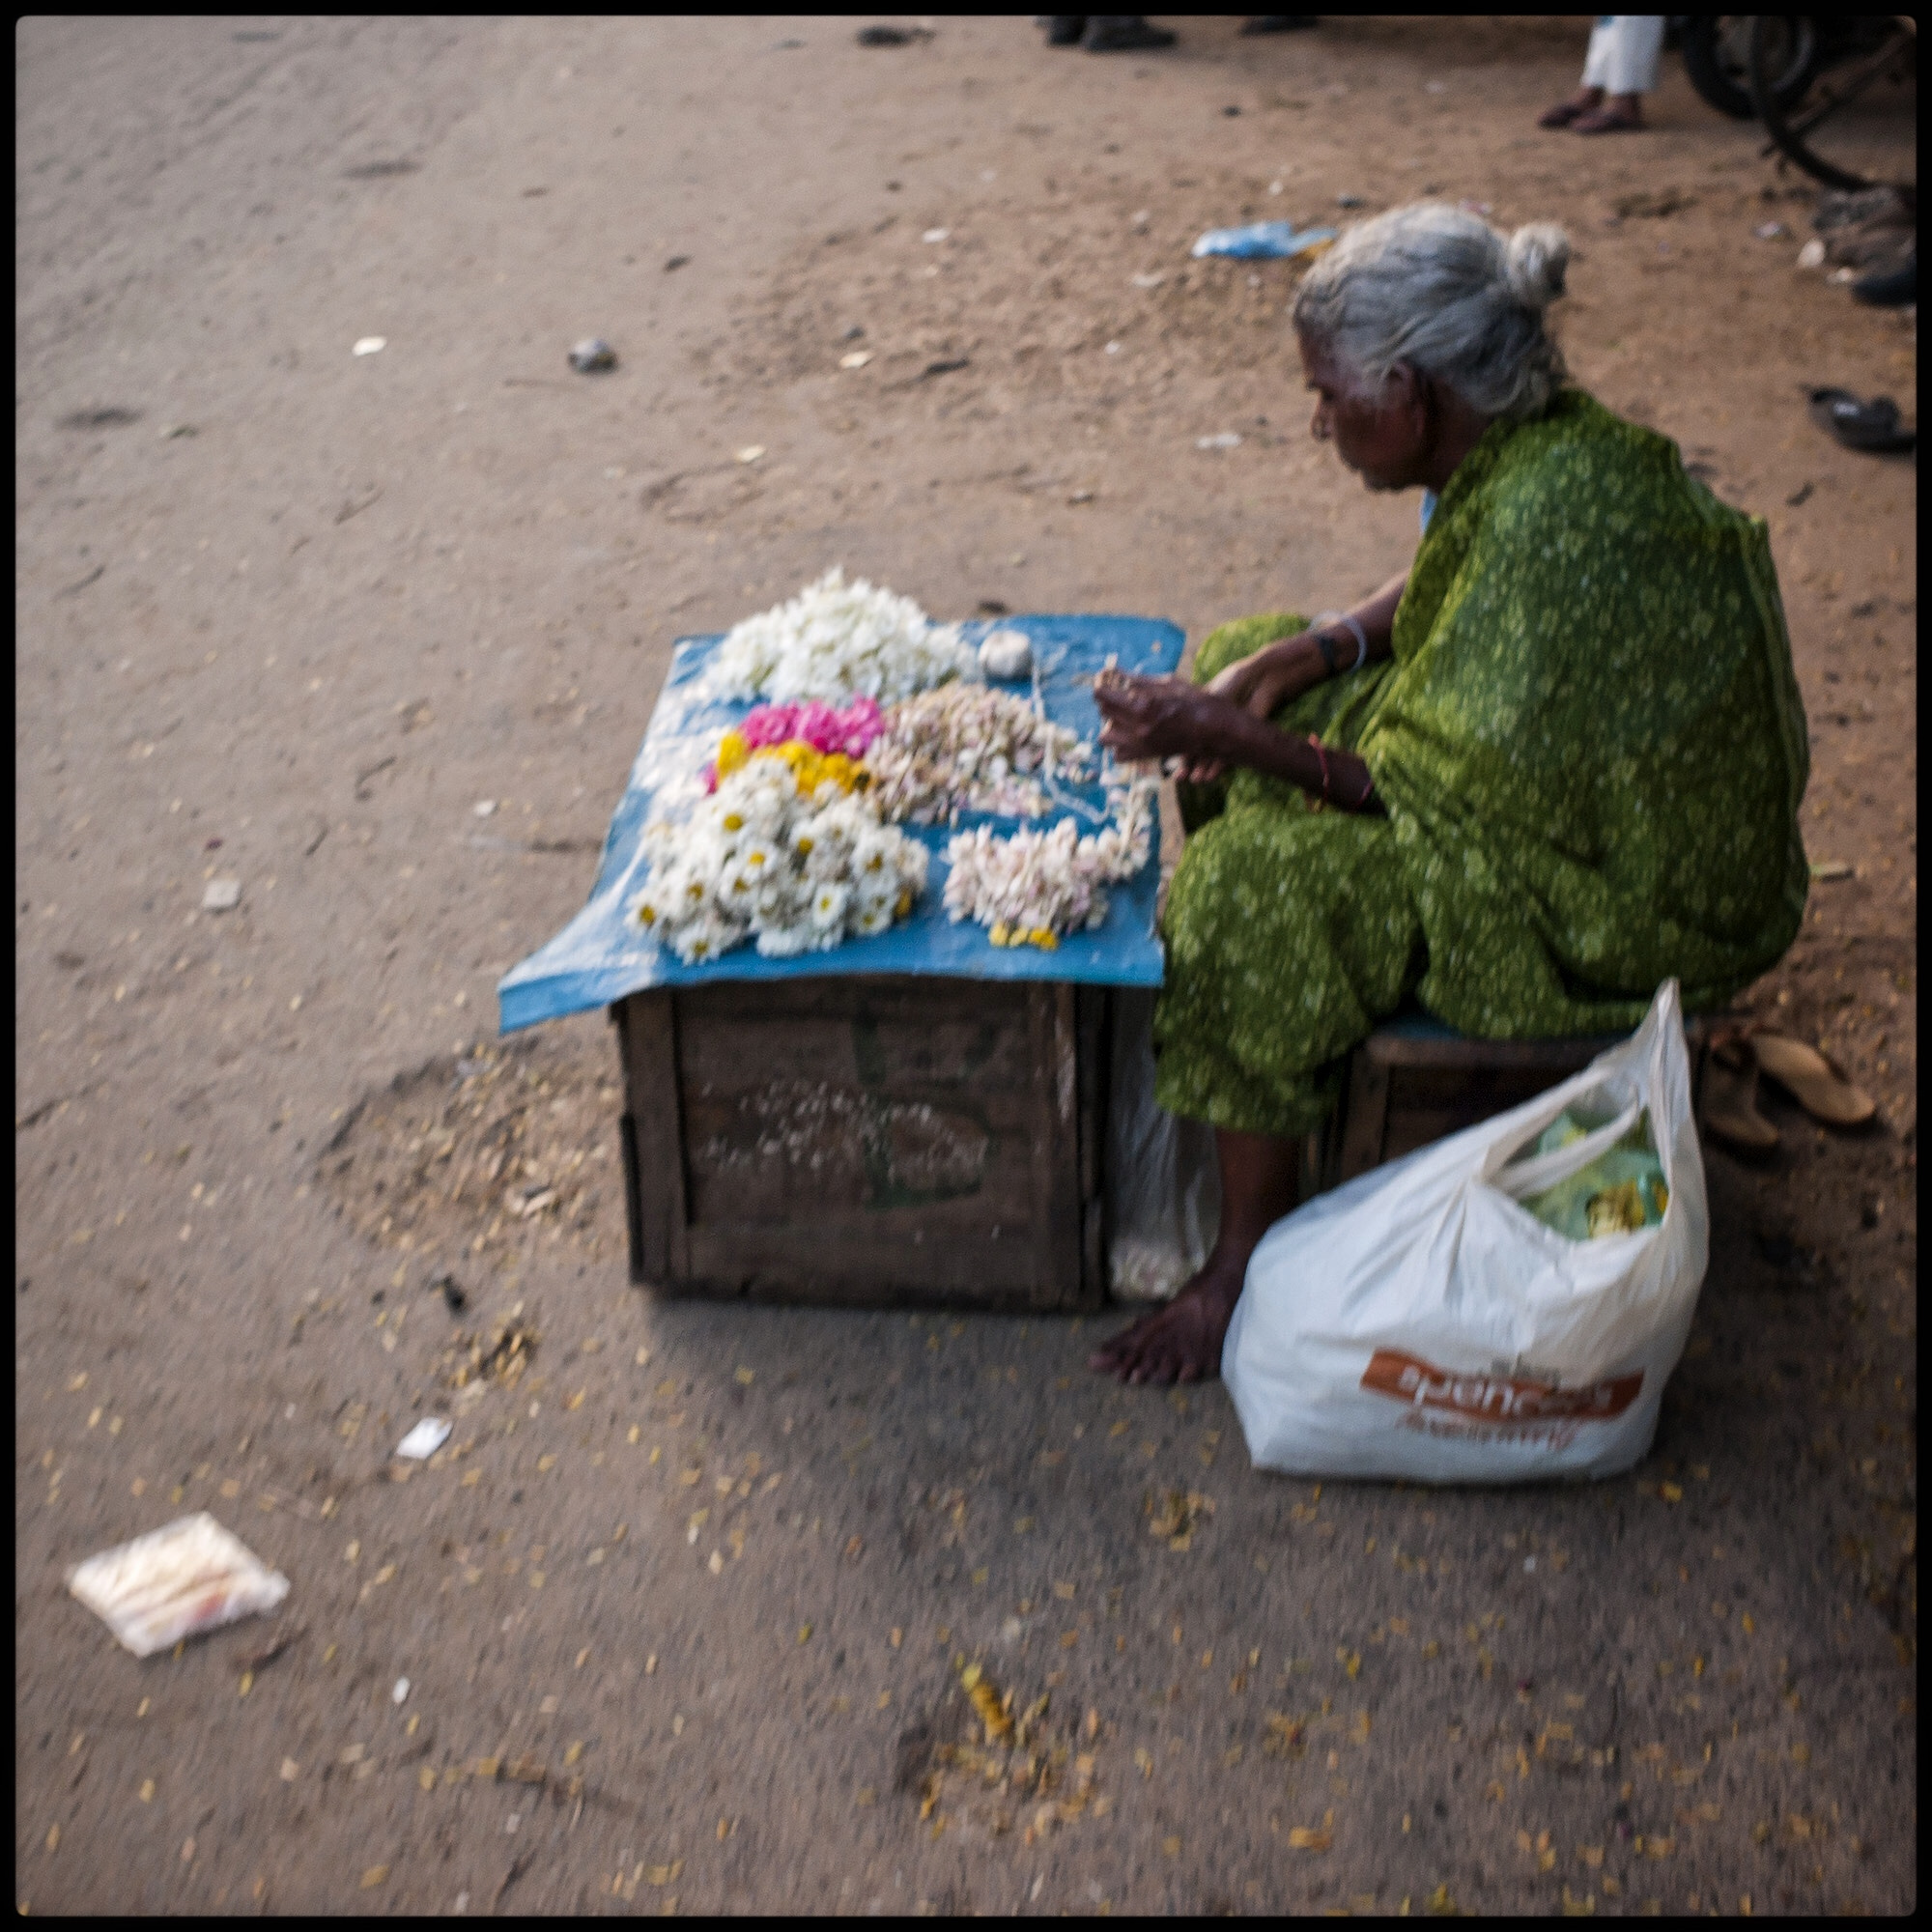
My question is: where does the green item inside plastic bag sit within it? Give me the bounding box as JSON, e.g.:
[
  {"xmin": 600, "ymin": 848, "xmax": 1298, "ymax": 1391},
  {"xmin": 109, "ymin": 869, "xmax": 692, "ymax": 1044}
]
[{"xmin": 1518, "ymin": 1106, "xmax": 1669, "ymax": 1241}]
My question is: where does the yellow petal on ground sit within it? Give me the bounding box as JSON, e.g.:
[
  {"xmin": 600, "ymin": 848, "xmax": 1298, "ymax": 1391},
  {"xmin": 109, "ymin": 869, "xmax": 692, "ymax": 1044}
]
[
  {"xmin": 1287, "ymin": 1826, "xmax": 1332, "ymax": 1851},
  {"xmin": 360, "ymin": 1866, "xmax": 388, "ymax": 1889}
]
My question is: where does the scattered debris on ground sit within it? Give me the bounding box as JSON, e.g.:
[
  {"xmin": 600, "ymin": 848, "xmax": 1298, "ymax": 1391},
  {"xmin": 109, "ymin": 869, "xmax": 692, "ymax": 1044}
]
[{"xmin": 317, "ymin": 1034, "xmax": 621, "ymax": 1273}]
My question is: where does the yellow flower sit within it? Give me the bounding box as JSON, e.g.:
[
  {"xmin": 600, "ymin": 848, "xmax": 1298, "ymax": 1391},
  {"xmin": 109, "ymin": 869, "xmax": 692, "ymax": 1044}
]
[
  {"xmin": 990, "ymin": 923, "xmax": 1010, "ymax": 947},
  {"xmin": 1029, "ymin": 927, "xmax": 1059, "ymax": 950},
  {"xmin": 715, "ymin": 730, "xmax": 749, "ymax": 778},
  {"xmin": 722, "ymin": 812, "xmax": 744, "ymax": 832}
]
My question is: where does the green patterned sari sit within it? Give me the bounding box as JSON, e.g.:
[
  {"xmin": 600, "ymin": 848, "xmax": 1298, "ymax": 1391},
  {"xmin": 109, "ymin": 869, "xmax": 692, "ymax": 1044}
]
[{"xmin": 1154, "ymin": 389, "xmax": 1809, "ymax": 1137}]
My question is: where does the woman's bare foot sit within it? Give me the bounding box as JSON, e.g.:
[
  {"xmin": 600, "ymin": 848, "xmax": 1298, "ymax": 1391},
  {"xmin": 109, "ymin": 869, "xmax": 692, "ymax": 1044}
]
[{"xmin": 1089, "ymin": 1251, "xmax": 1246, "ymax": 1384}]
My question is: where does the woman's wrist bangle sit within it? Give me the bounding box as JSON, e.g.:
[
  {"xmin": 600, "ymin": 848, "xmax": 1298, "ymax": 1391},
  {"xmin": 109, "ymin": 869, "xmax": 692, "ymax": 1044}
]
[
  {"xmin": 1314, "ymin": 631, "xmax": 1339, "ymax": 677},
  {"xmin": 1313, "ymin": 611, "xmax": 1371, "ymax": 673}
]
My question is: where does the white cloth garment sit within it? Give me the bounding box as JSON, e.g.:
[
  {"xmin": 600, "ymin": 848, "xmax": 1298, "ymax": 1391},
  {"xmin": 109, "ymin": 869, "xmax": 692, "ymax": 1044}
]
[{"xmin": 1580, "ymin": 15, "xmax": 1665, "ymax": 96}]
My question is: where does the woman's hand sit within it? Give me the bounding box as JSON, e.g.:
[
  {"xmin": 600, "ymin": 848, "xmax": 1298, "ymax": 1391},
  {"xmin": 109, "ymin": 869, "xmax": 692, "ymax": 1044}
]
[
  {"xmin": 1206, "ymin": 632, "xmax": 1329, "ymax": 723},
  {"xmin": 1094, "ymin": 670, "xmax": 1252, "ymax": 781}
]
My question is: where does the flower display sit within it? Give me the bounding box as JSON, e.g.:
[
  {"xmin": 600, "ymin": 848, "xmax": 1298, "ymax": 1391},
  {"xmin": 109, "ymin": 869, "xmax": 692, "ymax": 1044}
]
[
  {"xmin": 633, "ymin": 758, "xmax": 928, "ymax": 964},
  {"xmin": 701, "ymin": 696, "xmax": 885, "ymax": 794},
  {"xmin": 710, "ymin": 567, "xmax": 979, "ymax": 704},
  {"xmin": 941, "ymin": 778, "xmax": 1157, "ymax": 949},
  {"xmin": 709, "ymin": 733, "xmax": 866, "ymax": 801},
  {"xmin": 864, "ymin": 686, "xmax": 1095, "ymax": 825}
]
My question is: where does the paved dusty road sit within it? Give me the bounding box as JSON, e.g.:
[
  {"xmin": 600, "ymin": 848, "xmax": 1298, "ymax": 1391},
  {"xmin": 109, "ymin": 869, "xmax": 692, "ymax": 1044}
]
[{"xmin": 15, "ymin": 15, "xmax": 1916, "ymax": 1916}]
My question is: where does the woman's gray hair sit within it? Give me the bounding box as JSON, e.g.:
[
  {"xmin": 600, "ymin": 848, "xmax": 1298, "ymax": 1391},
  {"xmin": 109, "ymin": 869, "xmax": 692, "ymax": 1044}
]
[{"xmin": 1292, "ymin": 202, "xmax": 1571, "ymax": 421}]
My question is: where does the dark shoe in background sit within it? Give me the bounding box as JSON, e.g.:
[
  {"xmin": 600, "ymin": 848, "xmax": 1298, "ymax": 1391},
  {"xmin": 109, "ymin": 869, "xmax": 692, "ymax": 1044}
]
[
  {"xmin": 1806, "ymin": 386, "xmax": 1917, "ymax": 455},
  {"xmin": 1241, "ymin": 15, "xmax": 1318, "ymax": 31},
  {"xmin": 1082, "ymin": 17, "xmax": 1177, "ymax": 52},
  {"xmin": 1041, "ymin": 16, "xmax": 1088, "ymax": 46},
  {"xmin": 1853, "ymin": 252, "xmax": 1917, "ymax": 307}
]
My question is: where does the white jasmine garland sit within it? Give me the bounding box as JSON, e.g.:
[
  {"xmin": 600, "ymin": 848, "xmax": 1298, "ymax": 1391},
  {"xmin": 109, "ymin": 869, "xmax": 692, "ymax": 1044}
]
[
  {"xmin": 941, "ymin": 778, "xmax": 1157, "ymax": 948},
  {"xmin": 711, "ymin": 567, "xmax": 980, "ymax": 704},
  {"xmin": 633, "ymin": 765, "xmax": 928, "ymax": 963},
  {"xmin": 865, "ymin": 686, "xmax": 1094, "ymax": 825}
]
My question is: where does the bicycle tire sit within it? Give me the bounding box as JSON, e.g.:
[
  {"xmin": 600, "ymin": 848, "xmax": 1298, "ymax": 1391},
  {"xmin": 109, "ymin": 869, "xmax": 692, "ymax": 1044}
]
[
  {"xmin": 1683, "ymin": 14, "xmax": 1817, "ymax": 120},
  {"xmin": 1749, "ymin": 16, "xmax": 1912, "ymax": 190}
]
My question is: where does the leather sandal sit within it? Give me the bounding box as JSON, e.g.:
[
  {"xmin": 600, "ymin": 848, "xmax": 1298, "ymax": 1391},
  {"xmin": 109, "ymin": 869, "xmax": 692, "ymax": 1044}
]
[
  {"xmin": 1572, "ymin": 105, "xmax": 1644, "ymax": 134},
  {"xmin": 1700, "ymin": 1037, "xmax": 1779, "ymax": 1153},
  {"xmin": 1747, "ymin": 1031, "xmax": 1877, "ymax": 1128},
  {"xmin": 1538, "ymin": 99, "xmax": 1591, "ymax": 129}
]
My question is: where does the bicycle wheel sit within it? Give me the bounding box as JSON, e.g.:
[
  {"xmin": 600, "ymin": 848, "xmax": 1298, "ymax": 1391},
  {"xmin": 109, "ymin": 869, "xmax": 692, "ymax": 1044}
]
[
  {"xmin": 1750, "ymin": 15, "xmax": 1917, "ymax": 191},
  {"xmin": 1683, "ymin": 14, "xmax": 1818, "ymax": 120}
]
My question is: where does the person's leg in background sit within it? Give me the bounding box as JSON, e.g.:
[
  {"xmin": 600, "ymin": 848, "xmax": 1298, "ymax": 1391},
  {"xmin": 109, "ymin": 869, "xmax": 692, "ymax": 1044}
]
[
  {"xmin": 1081, "ymin": 17, "xmax": 1176, "ymax": 53},
  {"xmin": 1572, "ymin": 15, "xmax": 1663, "ymax": 133},
  {"xmin": 1540, "ymin": 16, "xmax": 1663, "ymax": 132}
]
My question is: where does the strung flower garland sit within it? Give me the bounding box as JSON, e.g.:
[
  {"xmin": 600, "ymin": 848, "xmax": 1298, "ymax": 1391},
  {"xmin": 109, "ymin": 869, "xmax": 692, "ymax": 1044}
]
[
  {"xmin": 942, "ymin": 777, "xmax": 1158, "ymax": 950},
  {"xmin": 710, "ymin": 567, "xmax": 978, "ymax": 705},
  {"xmin": 863, "ymin": 686, "xmax": 1095, "ymax": 825},
  {"xmin": 633, "ymin": 757, "xmax": 927, "ymax": 965}
]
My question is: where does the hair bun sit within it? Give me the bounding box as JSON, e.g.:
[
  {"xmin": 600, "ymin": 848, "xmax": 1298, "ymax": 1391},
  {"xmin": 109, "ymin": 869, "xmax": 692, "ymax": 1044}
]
[{"xmin": 1504, "ymin": 222, "xmax": 1571, "ymax": 311}]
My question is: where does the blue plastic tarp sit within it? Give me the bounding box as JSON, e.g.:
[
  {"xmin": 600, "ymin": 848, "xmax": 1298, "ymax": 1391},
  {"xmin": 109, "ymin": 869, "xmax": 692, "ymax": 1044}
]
[{"xmin": 497, "ymin": 614, "xmax": 1184, "ymax": 1034}]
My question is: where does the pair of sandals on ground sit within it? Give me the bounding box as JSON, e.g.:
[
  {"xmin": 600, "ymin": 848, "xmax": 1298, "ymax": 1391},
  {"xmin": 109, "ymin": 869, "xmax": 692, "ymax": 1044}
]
[
  {"xmin": 1538, "ymin": 89, "xmax": 1645, "ymax": 135},
  {"xmin": 1700, "ymin": 1026, "xmax": 1876, "ymax": 1152}
]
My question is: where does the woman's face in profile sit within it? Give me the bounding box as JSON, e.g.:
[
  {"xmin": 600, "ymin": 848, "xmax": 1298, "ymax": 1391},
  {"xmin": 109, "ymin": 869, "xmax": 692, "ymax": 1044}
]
[{"xmin": 1297, "ymin": 329, "xmax": 1425, "ymax": 493}]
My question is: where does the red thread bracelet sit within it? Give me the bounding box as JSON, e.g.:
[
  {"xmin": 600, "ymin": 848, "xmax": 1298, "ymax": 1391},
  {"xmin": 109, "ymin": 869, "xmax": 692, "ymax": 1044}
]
[{"xmin": 1306, "ymin": 733, "xmax": 1331, "ymax": 810}]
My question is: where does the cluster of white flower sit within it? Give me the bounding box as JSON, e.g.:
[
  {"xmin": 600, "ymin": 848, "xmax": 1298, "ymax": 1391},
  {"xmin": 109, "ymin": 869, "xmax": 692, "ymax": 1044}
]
[
  {"xmin": 865, "ymin": 686, "xmax": 1095, "ymax": 825},
  {"xmin": 941, "ymin": 778, "xmax": 1157, "ymax": 949},
  {"xmin": 633, "ymin": 757, "xmax": 929, "ymax": 964},
  {"xmin": 710, "ymin": 567, "xmax": 980, "ymax": 705}
]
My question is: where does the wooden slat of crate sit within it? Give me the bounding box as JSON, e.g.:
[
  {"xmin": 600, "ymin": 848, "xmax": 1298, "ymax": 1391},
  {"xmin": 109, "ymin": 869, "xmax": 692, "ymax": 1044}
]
[
  {"xmin": 1329, "ymin": 1018, "xmax": 1715, "ymax": 1187},
  {"xmin": 611, "ymin": 976, "xmax": 1106, "ymax": 1312}
]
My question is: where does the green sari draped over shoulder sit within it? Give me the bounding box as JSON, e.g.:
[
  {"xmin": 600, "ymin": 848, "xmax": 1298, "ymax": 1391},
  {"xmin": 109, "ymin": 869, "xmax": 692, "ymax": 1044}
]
[{"xmin": 1153, "ymin": 389, "xmax": 1809, "ymax": 1138}]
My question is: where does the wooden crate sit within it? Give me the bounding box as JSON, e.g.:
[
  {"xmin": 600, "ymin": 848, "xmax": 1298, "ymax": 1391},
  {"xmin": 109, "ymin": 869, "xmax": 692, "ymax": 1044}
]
[
  {"xmin": 1321, "ymin": 1010, "xmax": 1716, "ymax": 1190},
  {"xmin": 611, "ymin": 977, "xmax": 1112, "ymax": 1312}
]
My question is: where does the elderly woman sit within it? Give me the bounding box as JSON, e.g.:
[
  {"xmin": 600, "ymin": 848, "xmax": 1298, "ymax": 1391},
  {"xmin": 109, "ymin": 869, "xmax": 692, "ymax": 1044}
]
[{"xmin": 1091, "ymin": 202, "xmax": 1808, "ymax": 1385}]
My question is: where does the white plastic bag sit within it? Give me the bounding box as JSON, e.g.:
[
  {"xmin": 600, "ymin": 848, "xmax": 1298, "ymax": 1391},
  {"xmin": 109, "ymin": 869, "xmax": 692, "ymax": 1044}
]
[
  {"xmin": 1223, "ymin": 980, "xmax": 1707, "ymax": 1483},
  {"xmin": 1107, "ymin": 989, "xmax": 1220, "ymax": 1300},
  {"xmin": 67, "ymin": 1513, "xmax": 291, "ymax": 1658}
]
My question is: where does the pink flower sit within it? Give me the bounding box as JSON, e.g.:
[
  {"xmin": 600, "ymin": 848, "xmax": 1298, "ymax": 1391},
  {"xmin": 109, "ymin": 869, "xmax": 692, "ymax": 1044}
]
[{"xmin": 735, "ymin": 696, "xmax": 884, "ymax": 760}]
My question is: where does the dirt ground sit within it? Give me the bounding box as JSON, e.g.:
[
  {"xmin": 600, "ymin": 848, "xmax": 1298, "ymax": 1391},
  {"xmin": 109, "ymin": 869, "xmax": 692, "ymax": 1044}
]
[{"xmin": 14, "ymin": 15, "xmax": 1916, "ymax": 1916}]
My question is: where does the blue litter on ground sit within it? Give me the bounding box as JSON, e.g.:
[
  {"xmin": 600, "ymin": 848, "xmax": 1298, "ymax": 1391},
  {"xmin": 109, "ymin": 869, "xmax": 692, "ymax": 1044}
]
[
  {"xmin": 497, "ymin": 614, "xmax": 1183, "ymax": 1033},
  {"xmin": 1190, "ymin": 220, "xmax": 1337, "ymax": 261}
]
